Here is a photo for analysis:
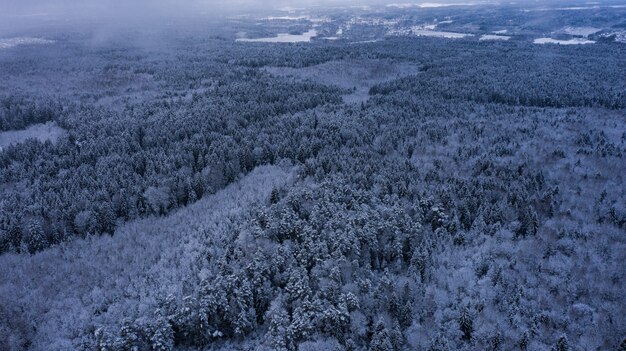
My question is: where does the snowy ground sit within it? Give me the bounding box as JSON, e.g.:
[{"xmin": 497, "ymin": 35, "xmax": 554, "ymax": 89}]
[
  {"xmin": 411, "ymin": 29, "xmax": 472, "ymax": 38},
  {"xmin": 386, "ymin": 2, "xmax": 481, "ymax": 8},
  {"xmin": 388, "ymin": 26, "xmax": 472, "ymax": 39},
  {"xmin": 562, "ymin": 26, "xmax": 601, "ymax": 37},
  {"xmin": 236, "ymin": 29, "xmax": 317, "ymax": 43},
  {"xmin": 0, "ymin": 37, "xmax": 55, "ymax": 49},
  {"xmin": 0, "ymin": 122, "xmax": 66, "ymax": 151},
  {"xmin": 479, "ymin": 34, "xmax": 511, "ymax": 41},
  {"xmin": 534, "ymin": 37, "xmax": 595, "ymax": 45}
]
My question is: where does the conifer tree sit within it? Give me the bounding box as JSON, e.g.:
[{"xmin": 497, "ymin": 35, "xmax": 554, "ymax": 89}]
[
  {"xmin": 459, "ymin": 306, "xmax": 473, "ymax": 341},
  {"xmin": 369, "ymin": 319, "xmax": 393, "ymax": 351}
]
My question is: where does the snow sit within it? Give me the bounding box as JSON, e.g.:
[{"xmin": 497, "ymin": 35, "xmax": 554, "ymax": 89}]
[
  {"xmin": 480, "ymin": 34, "xmax": 511, "ymax": 41},
  {"xmin": 263, "ymin": 16, "xmax": 309, "ymax": 21},
  {"xmin": 236, "ymin": 29, "xmax": 317, "ymax": 43},
  {"xmin": 262, "ymin": 16, "xmax": 330, "ymax": 24},
  {"xmin": 411, "ymin": 29, "xmax": 472, "ymax": 38},
  {"xmin": 0, "ymin": 122, "xmax": 66, "ymax": 151},
  {"xmin": 0, "ymin": 37, "xmax": 55, "ymax": 49},
  {"xmin": 555, "ymin": 6, "xmax": 600, "ymax": 10},
  {"xmin": 534, "ymin": 37, "xmax": 595, "ymax": 45},
  {"xmin": 387, "ymin": 2, "xmax": 480, "ymax": 8},
  {"xmin": 493, "ymin": 29, "xmax": 508, "ymax": 34},
  {"xmin": 414, "ymin": 20, "xmax": 453, "ymax": 31},
  {"xmin": 524, "ymin": 4, "xmax": 624, "ymax": 12},
  {"xmin": 347, "ymin": 16, "xmax": 398, "ymax": 26},
  {"xmin": 598, "ymin": 30, "xmax": 626, "ymax": 43},
  {"xmin": 309, "ymin": 17, "xmax": 331, "ymax": 24},
  {"xmin": 562, "ymin": 26, "xmax": 601, "ymax": 37},
  {"xmin": 388, "ymin": 24, "xmax": 472, "ymax": 39}
]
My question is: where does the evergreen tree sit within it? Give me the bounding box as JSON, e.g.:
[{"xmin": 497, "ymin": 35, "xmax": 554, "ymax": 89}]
[
  {"xmin": 427, "ymin": 334, "xmax": 451, "ymax": 351},
  {"xmin": 25, "ymin": 220, "xmax": 46, "ymax": 253},
  {"xmin": 119, "ymin": 318, "xmax": 142, "ymax": 350},
  {"xmin": 150, "ymin": 316, "xmax": 174, "ymax": 351},
  {"xmin": 519, "ymin": 331, "xmax": 529, "ymax": 351},
  {"xmin": 552, "ymin": 335, "xmax": 568, "ymax": 351},
  {"xmin": 270, "ymin": 187, "xmax": 280, "ymax": 204},
  {"xmin": 266, "ymin": 298, "xmax": 291, "ymax": 351},
  {"xmin": 459, "ymin": 306, "xmax": 473, "ymax": 341},
  {"xmin": 369, "ymin": 319, "xmax": 393, "ymax": 351}
]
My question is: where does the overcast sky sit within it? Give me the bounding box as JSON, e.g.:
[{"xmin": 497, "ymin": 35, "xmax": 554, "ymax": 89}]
[
  {"xmin": 1, "ymin": 0, "xmax": 610, "ymax": 34},
  {"xmin": 0, "ymin": 0, "xmax": 395, "ymax": 35},
  {"xmin": 0, "ymin": 0, "xmax": 379, "ymax": 18}
]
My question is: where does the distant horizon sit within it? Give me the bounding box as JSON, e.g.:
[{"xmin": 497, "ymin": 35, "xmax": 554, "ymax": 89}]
[
  {"xmin": 2, "ymin": 0, "xmax": 626, "ymax": 36},
  {"xmin": 3, "ymin": 0, "xmax": 626, "ymax": 19}
]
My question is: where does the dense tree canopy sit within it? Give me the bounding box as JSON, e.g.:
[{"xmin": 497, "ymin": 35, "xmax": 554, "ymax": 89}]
[{"xmin": 0, "ymin": 16, "xmax": 625, "ymax": 351}]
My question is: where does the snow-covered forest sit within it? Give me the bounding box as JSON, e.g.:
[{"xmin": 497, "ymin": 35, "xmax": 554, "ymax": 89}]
[{"xmin": 0, "ymin": 1, "xmax": 625, "ymax": 350}]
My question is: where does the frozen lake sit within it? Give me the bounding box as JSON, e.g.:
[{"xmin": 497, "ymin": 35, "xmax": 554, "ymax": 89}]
[
  {"xmin": 236, "ymin": 29, "xmax": 317, "ymax": 43},
  {"xmin": 0, "ymin": 37, "xmax": 55, "ymax": 49},
  {"xmin": 387, "ymin": 2, "xmax": 479, "ymax": 8},
  {"xmin": 480, "ymin": 34, "xmax": 511, "ymax": 41},
  {"xmin": 534, "ymin": 37, "xmax": 595, "ymax": 45},
  {"xmin": 563, "ymin": 26, "xmax": 601, "ymax": 37},
  {"xmin": 411, "ymin": 29, "xmax": 472, "ymax": 38}
]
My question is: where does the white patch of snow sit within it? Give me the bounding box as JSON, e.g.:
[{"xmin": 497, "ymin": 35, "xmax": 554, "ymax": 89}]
[
  {"xmin": 597, "ymin": 30, "xmax": 626, "ymax": 43},
  {"xmin": 347, "ymin": 17, "xmax": 398, "ymax": 26},
  {"xmin": 555, "ymin": 6, "xmax": 600, "ymax": 10},
  {"xmin": 386, "ymin": 3, "xmax": 415, "ymax": 8},
  {"xmin": 493, "ymin": 29, "xmax": 508, "ymax": 34},
  {"xmin": 263, "ymin": 16, "xmax": 309, "ymax": 21},
  {"xmin": 388, "ymin": 25, "xmax": 472, "ymax": 39},
  {"xmin": 534, "ymin": 37, "xmax": 595, "ymax": 45},
  {"xmin": 480, "ymin": 34, "xmax": 511, "ymax": 41},
  {"xmin": 236, "ymin": 29, "xmax": 318, "ymax": 43},
  {"xmin": 310, "ymin": 17, "xmax": 331, "ymax": 24},
  {"xmin": 562, "ymin": 26, "xmax": 601, "ymax": 37},
  {"xmin": 277, "ymin": 6, "xmax": 304, "ymax": 12},
  {"xmin": 412, "ymin": 29, "xmax": 472, "ymax": 38},
  {"xmin": 387, "ymin": 2, "xmax": 480, "ymax": 8},
  {"xmin": 0, "ymin": 37, "xmax": 55, "ymax": 49},
  {"xmin": 524, "ymin": 4, "xmax": 623, "ymax": 11},
  {"xmin": 413, "ymin": 20, "xmax": 452, "ymax": 31}
]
